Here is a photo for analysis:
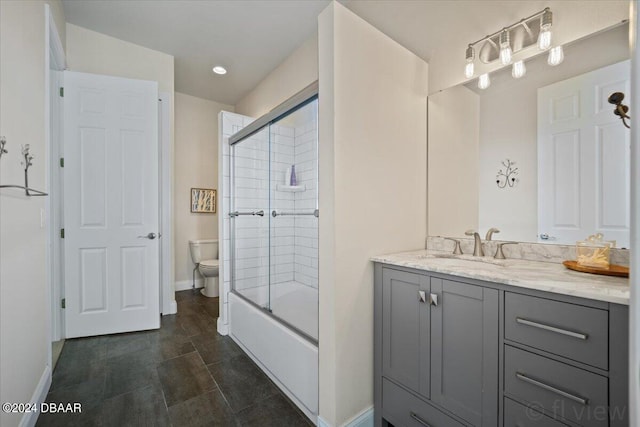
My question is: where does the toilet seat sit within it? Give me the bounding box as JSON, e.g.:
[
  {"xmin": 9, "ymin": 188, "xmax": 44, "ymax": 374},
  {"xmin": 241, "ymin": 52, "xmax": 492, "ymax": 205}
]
[{"xmin": 199, "ymin": 259, "xmax": 219, "ymax": 275}]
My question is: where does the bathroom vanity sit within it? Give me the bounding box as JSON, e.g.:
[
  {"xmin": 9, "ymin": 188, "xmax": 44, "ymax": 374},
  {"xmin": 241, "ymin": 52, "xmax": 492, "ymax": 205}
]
[{"xmin": 372, "ymin": 250, "xmax": 629, "ymax": 427}]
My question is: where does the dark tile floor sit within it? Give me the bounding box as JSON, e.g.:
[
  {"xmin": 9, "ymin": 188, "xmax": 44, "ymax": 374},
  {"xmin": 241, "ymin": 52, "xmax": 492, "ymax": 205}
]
[{"xmin": 37, "ymin": 290, "xmax": 313, "ymax": 427}]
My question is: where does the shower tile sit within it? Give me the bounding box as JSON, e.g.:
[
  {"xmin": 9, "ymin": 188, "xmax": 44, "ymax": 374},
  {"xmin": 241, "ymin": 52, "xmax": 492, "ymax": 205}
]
[{"xmin": 157, "ymin": 352, "xmax": 216, "ymax": 407}]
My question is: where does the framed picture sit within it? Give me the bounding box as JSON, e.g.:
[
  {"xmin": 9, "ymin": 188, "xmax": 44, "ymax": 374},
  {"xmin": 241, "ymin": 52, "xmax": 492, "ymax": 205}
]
[{"xmin": 191, "ymin": 188, "xmax": 216, "ymax": 213}]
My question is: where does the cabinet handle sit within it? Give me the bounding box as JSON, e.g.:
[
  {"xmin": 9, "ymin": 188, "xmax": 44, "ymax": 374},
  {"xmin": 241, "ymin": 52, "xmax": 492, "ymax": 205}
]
[
  {"xmin": 410, "ymin": 411, "xmax": 432, "ymax": 427},
  {"xmin": 429, "ymin": 293, "xmax": 438, "ymax": 306},
  {"xmin": 516, "ymin": 373, "xmax": 588, "ymax": 405},
  {"xmin": 516, "ymin": 317, "xmax": 588, "ymax": 340},
  {"xmin": 418, "ymin": 291, "xmax": 427, "ymax": 303}
]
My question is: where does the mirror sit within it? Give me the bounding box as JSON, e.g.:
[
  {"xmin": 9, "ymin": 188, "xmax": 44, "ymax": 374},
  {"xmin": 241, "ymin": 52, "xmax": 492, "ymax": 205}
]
[{"xmin": 428, "ymin": 22, "xmax": 631, "ymax": 247}]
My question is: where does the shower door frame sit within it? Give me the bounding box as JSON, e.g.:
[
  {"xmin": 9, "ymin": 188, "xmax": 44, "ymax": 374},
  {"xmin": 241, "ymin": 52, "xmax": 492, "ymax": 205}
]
[{"xmin": 229, "ymin": 81, "xmax": 319, "ymax": 345}]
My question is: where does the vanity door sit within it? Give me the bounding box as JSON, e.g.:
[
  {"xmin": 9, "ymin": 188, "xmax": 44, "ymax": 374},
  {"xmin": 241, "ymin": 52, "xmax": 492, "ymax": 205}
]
[
  {"xmin": 381, "ymin": 268, "xmax": 430, "ymax": 398},
  {"xmin": 430, "ymin": 278, "xmax": 499, "ymax": 426}
]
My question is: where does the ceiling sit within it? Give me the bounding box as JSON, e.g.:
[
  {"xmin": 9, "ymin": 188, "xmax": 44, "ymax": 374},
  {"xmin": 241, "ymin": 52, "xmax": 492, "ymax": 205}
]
[
  {"xmin": 63, "ymin": 1, "xmax": 628, "ymax": 104},
  {"xmin": 62, "ymin": 0, "xmax": 330, "ymax": 105}
]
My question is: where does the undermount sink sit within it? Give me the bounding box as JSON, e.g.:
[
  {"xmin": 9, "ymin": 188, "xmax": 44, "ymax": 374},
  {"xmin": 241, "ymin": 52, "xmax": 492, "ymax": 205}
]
[{"xmin": 422, "ymin": 253, "xmax": 510, "ymax": 266}]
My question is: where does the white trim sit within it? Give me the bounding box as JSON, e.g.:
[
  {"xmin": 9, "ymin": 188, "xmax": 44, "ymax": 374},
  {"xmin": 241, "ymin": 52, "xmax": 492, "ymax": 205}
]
[
  {"xmin": 44, "ymin": 3, "xmax": 66, "ymax": 375},
  {"xmin": 159, "ymin": 92, "xmax": 174, "ymax": 315},
  {"xmin": 217, "ymin": 318, "xmax": 229, "ymax": 335},
  {"xmin": 317, "ymin": 407, "xmax": 374, "ymax": 427},
  {"xmin": 629, "ymin": 1, "xmax": 639, "ymax": 425},
  {"xmin": 175, "ymin": 279, "xmax": 204, "ymax": 292},
  {"xmin": 19, "ymin": 365, "xmax": 51, "ymax": 427}
]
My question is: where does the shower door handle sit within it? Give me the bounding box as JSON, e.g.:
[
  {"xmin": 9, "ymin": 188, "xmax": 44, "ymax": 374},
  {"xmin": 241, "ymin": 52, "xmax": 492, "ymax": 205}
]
[{"xmin": 230, "ymin": 210, "xmax": 264, "ymax": 217}]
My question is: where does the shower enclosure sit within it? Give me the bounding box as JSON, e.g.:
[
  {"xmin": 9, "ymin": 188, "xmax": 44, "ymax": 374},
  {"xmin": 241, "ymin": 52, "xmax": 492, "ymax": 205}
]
[{"xmin": 230, "ymin": 93, "xmax": 319, "ymax": 341}]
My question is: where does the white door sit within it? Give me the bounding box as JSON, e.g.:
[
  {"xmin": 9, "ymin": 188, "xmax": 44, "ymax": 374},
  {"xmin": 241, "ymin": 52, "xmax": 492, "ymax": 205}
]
[
  {"xmin": 63, "ymin": 71, "xmax": 160, "ymax": 338},
  {"xmin": 538, "ymin": 60, "xmax": 630, "ymax": 247}
]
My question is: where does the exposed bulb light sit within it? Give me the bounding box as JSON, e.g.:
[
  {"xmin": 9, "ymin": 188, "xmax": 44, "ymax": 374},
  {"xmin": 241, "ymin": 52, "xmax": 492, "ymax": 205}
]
[
  {"xmin": 512, "ymin": 60, "xmax": 526, "ymax": 78},
  {"xmin": 499, "ymin": 30, "xmax": 512, "ymax": 65},
  {"xmin": 465, "ymin": 45, "xmax": 475, "ymax": 78},
  {"xmin": 547, "ymin": 46, "xmax": 564, "ymax": 66},
  {"xmin": 537, "ymin": 9, "xmax": 552, "ymax": 50},
  {"xmin": 478, "ymin": 73, "xmax": 491, "ymax": 90},
  {"xmin": 212, "ymin": 66, "xmax": 227, "ymax": 75}
]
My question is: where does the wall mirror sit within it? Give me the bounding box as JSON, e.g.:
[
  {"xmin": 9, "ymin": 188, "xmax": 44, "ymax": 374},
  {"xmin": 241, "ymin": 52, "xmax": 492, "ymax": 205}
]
[{"xmin": 428, "ymin": 22, "xmax": 631, "ymax": 247}]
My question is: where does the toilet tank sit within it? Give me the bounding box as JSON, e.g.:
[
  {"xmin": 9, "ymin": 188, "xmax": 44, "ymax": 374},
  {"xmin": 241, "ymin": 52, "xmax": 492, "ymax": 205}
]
[{"xmin": 189, "ymin": 239, "xmax": 219, "ymax": 264}]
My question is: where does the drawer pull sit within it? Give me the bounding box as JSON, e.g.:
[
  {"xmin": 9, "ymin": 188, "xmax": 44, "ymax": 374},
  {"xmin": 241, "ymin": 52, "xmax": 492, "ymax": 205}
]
[
  {"xmin": 410, "ymin": 411, "xmax": 432, "ymax": 427},
  {"xmin": 516, "ymin": 318, "xmax": 588, "ymax": 340},
  {"xmin": 516, "ymin": 373, "xmax": 589, "ymax": 405}
]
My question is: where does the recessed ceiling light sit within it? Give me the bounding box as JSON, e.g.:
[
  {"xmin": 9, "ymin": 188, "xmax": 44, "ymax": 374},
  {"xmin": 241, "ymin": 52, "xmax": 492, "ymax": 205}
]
[{"xmin": 212, "ymin": 66, "xmax": 227, "ymax": 75}]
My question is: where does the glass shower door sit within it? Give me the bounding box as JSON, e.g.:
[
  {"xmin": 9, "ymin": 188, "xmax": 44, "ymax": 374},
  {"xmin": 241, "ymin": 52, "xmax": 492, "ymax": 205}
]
[
  {"xmin": 269, "ymin": 99, "xmax": 319, "ymax": 340},
  {"xmin": 230, "ymin": 126, "xmax": 271, "ymax": 310}
]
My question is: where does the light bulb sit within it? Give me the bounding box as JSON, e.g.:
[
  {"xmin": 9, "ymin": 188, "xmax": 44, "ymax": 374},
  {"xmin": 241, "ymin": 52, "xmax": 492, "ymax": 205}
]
[
  {"xmin": 512, "ymin": 60, "xmax": 526, "ymax": 78},
  {"xmin": 547, "ymin": 46, "xmax": 564, "ymax": 66},
  {"xmin": 464, "ymin": 45, "xmax": 475, "ymax": 78},
  {"xmin": 500, "ymin": 46, "xmax": 513, "ymax": 65},
  {"xmin": 465, "ymin": 62, "xmax": 474, "ymax": 79},
  {"xmin": 478, "ymin": 73, "xmax": 490, "ymax": 90},
  {"xmin": 499, "ymin": 30, "xmax": 512, "ymax": 65},
  {"xmin": 538, "ymin": 9, "xmax": 553, "ymax": 50},
  {"xmin": 538, "ymin": 29, "xmax": 551, "ymax": 50}
]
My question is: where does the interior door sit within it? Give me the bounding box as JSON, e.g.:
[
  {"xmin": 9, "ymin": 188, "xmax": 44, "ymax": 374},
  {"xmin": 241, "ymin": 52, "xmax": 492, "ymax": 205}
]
[
  {"xmin": 63, "ymin": 71, "xmax": 160, "ymax": 338},
  {"xmin": 538, "ymin": 60, "xmax": 631, "ymax": 246}
]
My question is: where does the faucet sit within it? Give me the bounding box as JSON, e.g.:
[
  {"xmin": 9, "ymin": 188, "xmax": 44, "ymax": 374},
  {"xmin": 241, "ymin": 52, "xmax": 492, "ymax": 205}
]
[
  {"xmin": 465, "ymin": 230, "xmax": 485, "ymax": 256},
  {"xmin": 485, "ymin": 228, "xmax": 500, "ymax": 241}
]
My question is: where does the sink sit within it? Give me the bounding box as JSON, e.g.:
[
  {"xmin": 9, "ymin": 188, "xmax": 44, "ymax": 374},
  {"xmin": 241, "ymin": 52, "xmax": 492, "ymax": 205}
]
[{"xmin": 421, "ymin": 253, "xmax": 509, "ymax": 266}]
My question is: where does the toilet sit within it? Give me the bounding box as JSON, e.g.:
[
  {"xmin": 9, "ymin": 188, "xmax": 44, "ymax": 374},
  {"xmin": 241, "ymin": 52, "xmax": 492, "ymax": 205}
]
[{"xmin": 189, "ymin": 239, "xmax": 219, "ymax": 297}]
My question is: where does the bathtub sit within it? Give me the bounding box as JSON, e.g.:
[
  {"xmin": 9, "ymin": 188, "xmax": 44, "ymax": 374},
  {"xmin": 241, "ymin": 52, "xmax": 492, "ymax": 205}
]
[{"xmin": 229, "ymin": 287, "xmax": 319, "ymax": 422}]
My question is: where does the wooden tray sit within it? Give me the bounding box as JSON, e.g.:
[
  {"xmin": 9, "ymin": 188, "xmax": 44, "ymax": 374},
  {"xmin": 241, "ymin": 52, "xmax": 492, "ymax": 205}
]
[{"xmin": 563, "ymin": 260, "xmax": 629, "ymax": 278}]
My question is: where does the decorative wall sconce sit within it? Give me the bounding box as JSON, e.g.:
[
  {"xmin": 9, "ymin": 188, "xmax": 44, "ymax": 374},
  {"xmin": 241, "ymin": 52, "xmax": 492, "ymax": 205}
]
[
  {"xmin": 496, "ymin": 159, "xmax": 519, "ymax": 189},
  {"xmin": 608, "ymin": 92, "xmax": 631, "ymax": 129},
  {"xmin": 465, "ymin": 8, "xmax": 564, "ymax": 89}
]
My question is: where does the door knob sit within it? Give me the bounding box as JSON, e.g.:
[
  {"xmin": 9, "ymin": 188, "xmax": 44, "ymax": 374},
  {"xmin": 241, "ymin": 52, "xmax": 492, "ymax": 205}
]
[{"xmin": 138, "ymin": 233, "xmax": 157, "ymax": 240}]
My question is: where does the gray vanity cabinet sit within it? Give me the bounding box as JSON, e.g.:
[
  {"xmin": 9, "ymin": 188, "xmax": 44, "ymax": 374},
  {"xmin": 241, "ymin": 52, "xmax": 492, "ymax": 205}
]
[
  {"xmin": 376, "ymin": 266, "xmax": 499, "ymax": 427},
  {"xmin": 382, "ymin": 268, "xmax": 430, "ymax": 397},
  {"xmin": 430, "ymin": 278, "xmax": 499, "ymax": 426}
]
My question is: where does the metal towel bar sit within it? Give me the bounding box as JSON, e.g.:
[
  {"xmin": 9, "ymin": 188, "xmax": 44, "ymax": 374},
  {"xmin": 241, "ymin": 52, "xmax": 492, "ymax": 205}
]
[{"xmin": 272, "ymin": 209, "xmax": 319, "ymax": 218}]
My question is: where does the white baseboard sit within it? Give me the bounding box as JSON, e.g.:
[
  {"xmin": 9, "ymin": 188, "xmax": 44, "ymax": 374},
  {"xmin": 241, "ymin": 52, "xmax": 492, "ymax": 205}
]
[
  {"xmin": 174, "ymin": 279, "xmax": 203, "ymax": 292},
  {"xmin": 217, "ymin": 318, "xmax": 229, "ymax": 335},
  {"xmin": 318, "ymin": 407, "xmax": 374, "ymax": 427},
  {"xmin": 163, "ymin": 300, "xmax": 177, "ymax": 315},
  {"xmin": 20, "ymin": 365, "xmax": 52, "ymax": 427}
]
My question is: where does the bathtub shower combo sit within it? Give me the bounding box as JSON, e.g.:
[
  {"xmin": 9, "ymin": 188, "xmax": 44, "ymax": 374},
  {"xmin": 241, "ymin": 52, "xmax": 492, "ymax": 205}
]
[{"xmin": 220, "ymin": 84, "xmax": 319, "ymax": 421}]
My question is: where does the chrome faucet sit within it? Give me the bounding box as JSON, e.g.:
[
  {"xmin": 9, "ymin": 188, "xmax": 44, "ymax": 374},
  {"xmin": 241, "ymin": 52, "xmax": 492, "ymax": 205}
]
[
  {"xmin": 485, "ymin": 228, "xmax": 500, "ymax": 241},
  {"xmin": 465, "ymin": 230, "xmax": 484, "ymax": 256}
]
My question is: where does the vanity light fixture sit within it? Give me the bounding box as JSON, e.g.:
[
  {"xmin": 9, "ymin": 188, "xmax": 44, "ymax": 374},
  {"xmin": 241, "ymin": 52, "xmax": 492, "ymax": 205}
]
[
  {"xmin": 512, "ymin": 60, "xmax": 526, "ymax": 78},
  {"xmin": 547, "ymin": 46, "xmax": 564, "ymax": 66},
  {"xmin": 464, "ymin": 8, "xmax": 561, "ymax": 88},
  {"xmin": 212, "ymin": 66, "xmax": 227, "ymax": 75}
]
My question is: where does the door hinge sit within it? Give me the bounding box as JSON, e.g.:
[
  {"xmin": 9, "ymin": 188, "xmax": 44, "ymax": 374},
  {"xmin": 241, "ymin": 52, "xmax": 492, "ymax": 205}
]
[
  {"xmin": 60, "ymin": 228, "xmax": 65, "ymax": 238},
  {"xmin": 59, "ymin": 87, "xmax": 64, "ymax": 97},
  {"xmin": 61, "ymin": 298, "xmax": 66, "ymax": 309},
  {"xmin": 59, "ymin": 157, "xmax": 64, "ymax": 167}
]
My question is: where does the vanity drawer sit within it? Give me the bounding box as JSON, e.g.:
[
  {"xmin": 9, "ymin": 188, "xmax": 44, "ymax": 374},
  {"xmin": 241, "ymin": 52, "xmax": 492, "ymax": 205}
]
[
  {"xmin": 505, "ymin": 346, "xmax": 608, "ymax": 427},
  {"xmin": 504, "ymin": 292, "xmax": 608, "ymax": 369},
  {"xmin": 504, "ymin": 398, "xmax": 569, "ymax": 427},
  {"xmin": 382, "ymin": 378, "xmax": 465, "ymax": 427}
]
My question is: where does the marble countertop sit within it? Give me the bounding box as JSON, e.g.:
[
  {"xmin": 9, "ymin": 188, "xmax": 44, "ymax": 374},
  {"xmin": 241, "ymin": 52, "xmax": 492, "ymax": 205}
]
[{"xmin": 371, "ymin": 250, "xmax": 630, "ymax": 305}]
